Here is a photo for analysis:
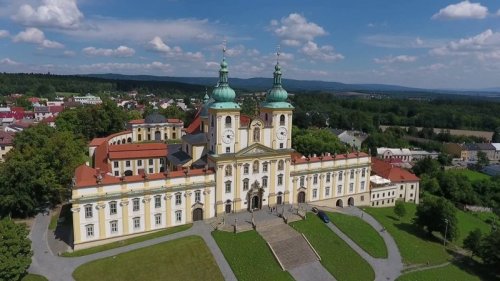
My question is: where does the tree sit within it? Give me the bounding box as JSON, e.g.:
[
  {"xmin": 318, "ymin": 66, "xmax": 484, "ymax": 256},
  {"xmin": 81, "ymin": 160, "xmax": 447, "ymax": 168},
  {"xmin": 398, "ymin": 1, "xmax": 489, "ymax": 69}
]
[
  {"xmin": 0, "ymin": 219, "xmax": 32, "ymax": 281},
  {"xmin": 414, "ymin": 197, "xmax": 459, "ymax": 242},
  {"xmin": 463, "ymin": 228, "xmax": 482, "ymax": 258},
  {"xmin": 437, "ymin": 153, "xmax": 452, "ymax": 166},
  {"xmin": 493, "ymin": 127, "xmax": 500, "ymax": 143},
  {"xmin": 412, "ymin": 157, "xmax": 441, "ymax": 177},
  {"xmin": 292, "ymin": 127, "xmax": 347, "ymax": 156},
  {"xmin": 240, "ymin": 96, "xmax": 257, "ymax": 117},
  {"xmin": 476, "ymin": 151, "xmax": 490, "ymax": 170},
  {"xmin": 479, "ymin": 229, "xmax": 500, "ymax": 269},
  {"xmin": 394, "ymin": 200, "xmax": 407, "ymax": 220}
]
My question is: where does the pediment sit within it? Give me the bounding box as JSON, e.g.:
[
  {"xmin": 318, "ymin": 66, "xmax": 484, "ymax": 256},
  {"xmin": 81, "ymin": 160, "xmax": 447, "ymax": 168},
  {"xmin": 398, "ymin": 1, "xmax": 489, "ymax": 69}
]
[{"xmin": 235, "ymin": 143, "xmax": 279, "ymax": 157}]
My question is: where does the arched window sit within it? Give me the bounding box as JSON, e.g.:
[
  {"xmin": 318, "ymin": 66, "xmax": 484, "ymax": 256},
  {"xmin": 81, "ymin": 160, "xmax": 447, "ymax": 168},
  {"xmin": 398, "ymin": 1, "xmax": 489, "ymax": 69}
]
[
  {"xmin": 278, "ymin": 160, "xmax": 284, "ymax": 171},
  {"xmin": 265, "ymin": 113, "xmax": 268, "ymax": 121},
  {"xmin": 225, "ymin": 116, "xmax": 231, "ymax": 127},
  {"xmin": 253, "ymin": 160, "xmax": 259, "ymax": 173},
  {"xmin": 211, "ymin": 116, "xmax": 214, "ymax": 127},
  {"xmin": 225, "ymin": 165, "xmax": 232, "ymax": 176},
  {"xmin": 253, "ymin": 128, "xmax": 260, "ymax": 142},
  {"xmin": 280, "ymin": 114, "xmax": 285, "ymax": 126}
]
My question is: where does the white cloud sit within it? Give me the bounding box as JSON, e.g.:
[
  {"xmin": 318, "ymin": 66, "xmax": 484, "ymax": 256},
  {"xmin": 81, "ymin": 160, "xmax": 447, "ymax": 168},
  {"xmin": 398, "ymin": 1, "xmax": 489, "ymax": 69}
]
[
  {"xmin": 0, "ymin": 29, "xmax": 9, "ymax": 38},
  {"xmin": 300, "ymin": 41, "xmax": 344, "ymax": 62},
  {"xmin": 430, "ymin": 29, "xmax": 500, "ymax": 57},
  {"xmin": 83, "ymin": 46, "xmax": 135, "ymax": 57},
  {"xmin": 270, "ymin": 13, "xmax": 327, "ymax": 44},
  {"xmin": 13, "ymin": 27, "xmax": 64, "ymax": 48},
  {"xmin": 418, "ymin": 63, "xmax": 447, "ymax": 71},
  {"xmin": 13, "ymin": 0, "xmax": 84, "ymax": 29},
  {"xmin": 63, "ymin": 50, "xmax": 75, "ymax": 57},
  {"xmin": 61, "ymin": 18, "xmax": 218, "ymax": 43},
  {"xmin": 432, "ymin": 1, "xmax": 488, "ymax": 20},
  {"xmin": 78, "ymin": 61, "xmax": 171, "ymax": 74},
  {"xmin": 0, "ymin": 58, "xmax": 19, "ymax": 65},
  {"xmin": 147, "ymin": 36, "xmax": 204, "ymax": 61},
  {"xmin": 374, "ymin": 55, "xmax": 417, "ymax": 64},
  {"xmin": 361, "ymin": 34, "xmax": 448, "ymax": 49}
]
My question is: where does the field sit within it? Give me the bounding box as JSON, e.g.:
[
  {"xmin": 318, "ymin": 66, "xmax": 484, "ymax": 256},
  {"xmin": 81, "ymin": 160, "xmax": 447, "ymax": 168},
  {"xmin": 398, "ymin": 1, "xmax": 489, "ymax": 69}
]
[
  {"xmin": 63, "ymin": 224, "xmax": 191, "ymax": 257},
  {"xmin": 212, "ymin": 230, "xmax": 293, "ymax": 281},
  {"xmin": 449, "ymin": 169, "xmax": 491, "ymax": 182},
  {"xmin": 397, "ymin": 264, "xmax": 480, "ymax": 281},
  {"xmin": 365, "ymin": 203, "xmax": 450, "ymax": 265},
  {"xmin": 21, "ymin": 274, "xmax": 48, "ymax": 281},
  {"xmin": 73, "ymin": 236, "xmax": 223, "ymax": 281},
  {"xmin": 290, "ymin": 215, "xmax": 375, "ymax": 281},
  {"xmin": 327, "ymin": 211, "xmax": 388, "ymax": 258},
  {"xmin": 455, "ymin": 210, "xmax": 494, "ymax": 247}
]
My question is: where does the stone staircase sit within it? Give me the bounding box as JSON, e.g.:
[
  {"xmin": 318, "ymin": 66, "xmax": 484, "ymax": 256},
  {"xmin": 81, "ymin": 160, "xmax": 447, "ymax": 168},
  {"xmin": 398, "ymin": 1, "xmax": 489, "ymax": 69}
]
[{"xmin": 257, "ymin": 224, "xmax": 319, "ymax": 270}]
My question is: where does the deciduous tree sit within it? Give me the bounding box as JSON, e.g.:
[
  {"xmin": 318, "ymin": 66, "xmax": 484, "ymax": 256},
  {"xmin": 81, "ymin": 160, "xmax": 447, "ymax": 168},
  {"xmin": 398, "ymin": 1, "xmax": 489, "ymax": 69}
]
[{"xmin": 0, "ymin": 219, "xmax": 32, "ymax": 281}]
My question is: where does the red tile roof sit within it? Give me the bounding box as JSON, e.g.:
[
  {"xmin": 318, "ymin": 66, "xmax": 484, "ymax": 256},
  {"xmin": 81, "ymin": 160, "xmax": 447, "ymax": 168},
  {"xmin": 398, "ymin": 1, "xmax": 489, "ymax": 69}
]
[
  {"xmin": 89, "ymin": 138, "xmax": 107, "ymax": 147},
  {"xmin": 371, "ymin": 157, "xmax": 419, "ymax": 182},
  {"xmin": 108, "ymin": 143, "xmax": 167, "ymax": 160},
  {"xmin": 167, "ymin": 118, "xmax": 183, "ymax": 123},
  {"xmin": 0, "ymin": 131, "xmax": 14, "ymax": 145},
  {"xmin": 74, "ymin": 164, "xmax": 215, "ymax": 188},
  {"xmin": 128, "ymin": 119, "xmax": 144, "ymax": 124},
  {"xmin": 292, "ymin": 152, "xmax": 370, "ymax": 164},
  {"xmin": 185, "ymin": 116, "xmax": 201, "ymax": 134},
  {"xmin": 49, "ymin": 105, "xmax": 64, "ymax": 113},
  {"xmin": 240, "ymin": 115, "xmax": 251, "ymax": 127}
]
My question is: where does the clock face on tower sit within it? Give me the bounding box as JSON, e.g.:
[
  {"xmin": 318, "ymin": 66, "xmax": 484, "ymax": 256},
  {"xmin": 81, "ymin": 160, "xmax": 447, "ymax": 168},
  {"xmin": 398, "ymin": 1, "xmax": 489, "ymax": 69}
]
[
  {"xmin": 276, "ymin": 127, "xmax": 288, "ymax": 140},
  {"xmin": 222, "ymin": 129, "xmax": 235, "ymax": 144}
]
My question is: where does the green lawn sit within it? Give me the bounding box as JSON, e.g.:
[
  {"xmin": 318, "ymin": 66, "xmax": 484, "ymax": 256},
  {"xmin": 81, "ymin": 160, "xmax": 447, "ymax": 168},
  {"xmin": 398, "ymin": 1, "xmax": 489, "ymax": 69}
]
[
  {"xmin": 212, "ymin": 230, "xmax": 293, "ymax": 281},
  {"xmin": 396, "ymin": 264, "xmax": 481, "ymax": 281},
  {"xmin": 290, "ymin": 215, "xmax": 375, "ymax": 281},
  {"xmin": 63, "ymin": 224, "xmax": 191, "ymax": 257},
  {"xmin": 455, "ymin": 210, "xmax": 494, "ymax": 247},
  {"xmin": 327, "ymin": 211, "xmax": 388, "ymax": 258},
  {"xmin": 449, "ymin": 169, "xmax": 490, "ymax": 182},
  {"xmin": 21, "ymin": 274, "xmax": 49, "ymax": 281},
  {"xmin": 48, "ymin": 212, "xmax": 58, "ymax": 231},
  {"xmin": 73, "ymin": 236, "xmax": 223, "ymax": 281},
  {"xmin": 365, "ymin": 204, "xmax": 450, "ymax": 266}
]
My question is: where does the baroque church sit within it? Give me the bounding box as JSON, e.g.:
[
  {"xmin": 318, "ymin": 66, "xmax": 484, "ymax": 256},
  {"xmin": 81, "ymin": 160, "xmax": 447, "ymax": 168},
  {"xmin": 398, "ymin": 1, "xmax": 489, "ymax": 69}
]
[{"xmin": 70, "ymin": 51, "xmax": 418, "ymax": 250}]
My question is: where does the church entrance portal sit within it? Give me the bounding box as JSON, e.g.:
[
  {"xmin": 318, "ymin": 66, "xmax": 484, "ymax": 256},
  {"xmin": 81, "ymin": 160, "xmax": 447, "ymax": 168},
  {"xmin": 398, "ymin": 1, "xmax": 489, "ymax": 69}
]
[
  {"xmin": 192, "ymin": 208, "xmax": 203, "ymax": 221},
  {"xmin": 348, "ymin": 197, "xmax": 354, "ymax": 206},
  {"xmin": 297, "ymin": 191, "xmax": 306, "ymax": 203},
  {"xmin": 251, "ymin": 195, "xmax": 261, "ymax": 210},
  {"xmin": 154, "ymin": 131, "xmax": 161, "ymax": 141},
  {"xmin": 225, "ymin": 202, "xmax": 232, "ymax": 214},
  {"xmin": 277, "ymin": 195, "xmax": 283, "ymax": 205}
]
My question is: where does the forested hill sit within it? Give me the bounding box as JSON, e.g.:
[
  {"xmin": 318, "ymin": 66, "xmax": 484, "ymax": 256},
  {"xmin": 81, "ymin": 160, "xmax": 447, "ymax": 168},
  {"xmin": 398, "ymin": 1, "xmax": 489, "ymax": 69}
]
[
  {"xmin": 0, "ymin": 73, "xmax": 206, "ymax": 97},
  {"xmin": 85, "ymin": 73, "xmax": 500, "ymax": 97}
]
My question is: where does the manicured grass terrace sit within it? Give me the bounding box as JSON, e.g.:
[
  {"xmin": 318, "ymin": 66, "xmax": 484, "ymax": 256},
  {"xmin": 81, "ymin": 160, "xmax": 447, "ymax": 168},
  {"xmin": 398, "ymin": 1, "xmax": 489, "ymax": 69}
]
[
  {"xmin": 21, "ymin": 274, "xmax": 49, "ymax": 281},
  {"xmin": 73, "ymin": 236, "xmax": 223, "ymax": 281},
  {"xmin": 364, "ymin": 203, "xmax": 450, "ymax": 266},
  {"xmin": 327, "ymin": 211, "xmax": 388, "ymax": 258},
  {"xmin": 63, "ymin": 224, "xmax": 191, "ymax": 257},
  {"xmin": 212, "ymin": 230, "xmax": 293, "ymax": 281},
  {"xmin": 290, "ymin": 215, "xmax": 375, "ymax": 281}
]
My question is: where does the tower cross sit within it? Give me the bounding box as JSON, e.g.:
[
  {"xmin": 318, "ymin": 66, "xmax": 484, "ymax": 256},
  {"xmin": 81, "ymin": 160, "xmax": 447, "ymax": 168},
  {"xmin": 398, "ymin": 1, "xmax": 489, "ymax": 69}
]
[{"xmin": 276, "ymin": 45, "xmax": 281, "ymax": 64}]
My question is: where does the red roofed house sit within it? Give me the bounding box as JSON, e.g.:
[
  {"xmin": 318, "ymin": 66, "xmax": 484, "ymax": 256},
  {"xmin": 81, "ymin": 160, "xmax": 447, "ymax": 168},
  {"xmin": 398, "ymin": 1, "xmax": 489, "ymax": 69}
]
[
  {"xmin": 371, "ymin": 157, "xmax": 420, "ymax": 204},
  {"xmin": 0, "ymin": 131, "xmax": 14, "ymax": 161}
]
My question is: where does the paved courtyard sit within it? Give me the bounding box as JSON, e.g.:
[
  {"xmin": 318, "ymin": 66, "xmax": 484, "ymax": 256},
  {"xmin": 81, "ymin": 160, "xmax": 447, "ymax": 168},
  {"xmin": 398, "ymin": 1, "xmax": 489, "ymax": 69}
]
[{"xmin": 29, "ymin": 205, "xmax": 404, "ymax": 281}]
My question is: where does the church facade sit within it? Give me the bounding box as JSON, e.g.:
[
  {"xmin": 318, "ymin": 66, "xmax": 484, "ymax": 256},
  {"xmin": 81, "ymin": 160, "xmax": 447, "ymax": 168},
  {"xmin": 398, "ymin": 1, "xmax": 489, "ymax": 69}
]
[{"xmin": 70, "ymin": 55, "xmax": 415, "ymax": 250}]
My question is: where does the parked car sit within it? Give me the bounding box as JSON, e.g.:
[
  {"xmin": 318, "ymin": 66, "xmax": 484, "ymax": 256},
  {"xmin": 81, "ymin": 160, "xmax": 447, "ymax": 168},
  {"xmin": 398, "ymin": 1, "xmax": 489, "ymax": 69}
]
[
  {"xmin": 317, "ymin": 210, "xmax": 330, "ymax": 223},
  {"xmin": 311, "ymin": 207, "xmax": 319, "ymax": 214}
]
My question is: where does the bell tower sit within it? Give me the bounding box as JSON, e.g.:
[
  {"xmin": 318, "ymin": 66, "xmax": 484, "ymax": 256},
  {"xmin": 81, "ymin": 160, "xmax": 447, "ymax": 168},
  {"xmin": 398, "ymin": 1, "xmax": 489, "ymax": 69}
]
[
  {"xmin": 260, "ymin": 47, "xmax": 294, "ymax": 150},
  {"xmin": 208, "ymin": 43, "xmax": 241, "ymax": 155}
]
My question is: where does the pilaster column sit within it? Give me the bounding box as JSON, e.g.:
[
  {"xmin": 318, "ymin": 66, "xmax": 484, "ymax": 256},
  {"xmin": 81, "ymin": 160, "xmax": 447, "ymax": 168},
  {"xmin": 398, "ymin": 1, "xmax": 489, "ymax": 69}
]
[
  {"xmin": 97, "ymin": 202, "xmax": 106, "ymax": 239},
  {"xmin": 235, "ymin": 115, "xmax": 240, "ymax": 151},
  {"xmin": 165, "ymin": 194, "xmax": 172, "ymax": 227},
  {"xmin": 120, "ymin": 200, "xmax": 129, "ymax": 235},
  {"xmin": 234, "ymin": 163, "xmax": 242, "ymax": 211},
  {"xmin": 143, "ymin": 196, "xmax": 151, "ymax": 231},
  {"xmin": 71, "ymin": 205, "xmax": 81, "ymax": 244},
  {"xmin": 306, "ymin": 175, "xmax": 312, "ymax": 202},
  {"xmin": 216, "ymin": 164, "xmax": 224, "ymax": 216},
  {"xmin": 184, "ymin": 191, "xmax": 192, "ymax": 223},
  {"xmin": 269, "ymin": 160, "xmax": 277, "ymax": 205},
  {"xmin": 319, "ymin": 174, "xmax": 325, "ymax": 200},
  {"xmin": 204, "ymin": 189, "xmax": 211, "ymax": 218},
  {"xmin": 291, "ymin": 176, "xmax": 297, "ymax": 204}
]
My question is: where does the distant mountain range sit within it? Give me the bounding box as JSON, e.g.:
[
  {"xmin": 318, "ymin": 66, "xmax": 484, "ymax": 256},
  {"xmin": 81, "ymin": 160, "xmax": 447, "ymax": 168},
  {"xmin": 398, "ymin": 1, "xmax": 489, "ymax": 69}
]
[{"xmin": 83, "ymin": 73, "xmax": 500, "ymax": 96}]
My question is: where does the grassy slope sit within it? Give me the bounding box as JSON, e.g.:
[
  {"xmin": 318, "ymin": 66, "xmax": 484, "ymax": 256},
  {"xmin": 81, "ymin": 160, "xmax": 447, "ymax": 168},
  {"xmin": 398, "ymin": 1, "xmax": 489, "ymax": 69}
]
[
  {"xmin": 212, "ymin": 230, "xmax": 293, "ymax": 281},
  {"xmin": 396, "ymin": 264, "xmax": 480, "ymax": 281},
  {"xmin": 291, "ymin": 215, "xmax": 375, "ymax": 281},
  {"xmin": 327, "ymin": 211, "xmax": 388, "ymax": 258},
  {"xmin": 63, "ymin": 224, "xmax": 191, "ymax": 257},
  {"xmin": 455, "ymin": 210, "xmax": 493, "ymax": 247},
  {"xmin": 21, "ymin": 274, "xmax": 49, "ymax": 281},
  {"xmin": 449, "ymin": 169, "xmax": 490, "ymax": 182},
  {"xmin": 365, "ymin": 203, "xmax": 450, "ymax": 265},
  {"xmin": 73, "ymin": 236, "xmax": 223, "ymax": 281}
]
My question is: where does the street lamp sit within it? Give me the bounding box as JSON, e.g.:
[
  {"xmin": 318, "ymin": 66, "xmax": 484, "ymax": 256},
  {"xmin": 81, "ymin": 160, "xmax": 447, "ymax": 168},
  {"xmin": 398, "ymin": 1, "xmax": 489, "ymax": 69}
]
[{"xmin": 443, "ymin": 218, "xmax": 449, "ymax": 247}]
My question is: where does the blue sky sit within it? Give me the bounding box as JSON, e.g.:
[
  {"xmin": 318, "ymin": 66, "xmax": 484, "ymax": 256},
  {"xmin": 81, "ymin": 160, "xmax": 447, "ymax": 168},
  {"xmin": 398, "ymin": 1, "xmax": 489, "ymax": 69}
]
[{"xmin": 1, "ymin": 0, "xmax": 500, "ymax": 88}]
